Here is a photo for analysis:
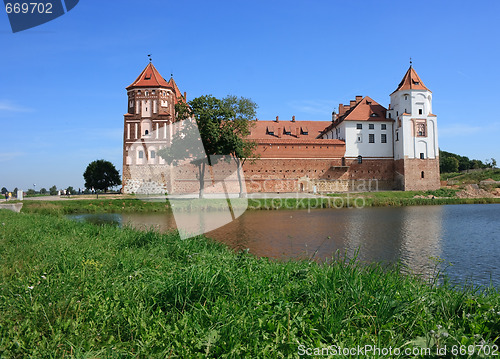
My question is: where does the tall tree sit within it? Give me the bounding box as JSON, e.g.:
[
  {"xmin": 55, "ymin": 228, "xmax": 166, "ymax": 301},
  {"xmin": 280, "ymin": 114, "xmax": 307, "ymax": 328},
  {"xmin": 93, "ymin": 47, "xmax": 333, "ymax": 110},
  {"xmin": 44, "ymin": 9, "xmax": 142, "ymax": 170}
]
[
  {"xmin": 220, "ymin": 95, "xmax": 258, "ymax": 197},
  {"xmin": 49, "ymin": 185, "xmax": 58, "ymax": 196},
  {"xmin": 83, "ymin": 160, "xmax": 121, "ymax": 193},
  {"xmin": 159, "ymin": 95, "xmax": 258, "ymax": 198}
]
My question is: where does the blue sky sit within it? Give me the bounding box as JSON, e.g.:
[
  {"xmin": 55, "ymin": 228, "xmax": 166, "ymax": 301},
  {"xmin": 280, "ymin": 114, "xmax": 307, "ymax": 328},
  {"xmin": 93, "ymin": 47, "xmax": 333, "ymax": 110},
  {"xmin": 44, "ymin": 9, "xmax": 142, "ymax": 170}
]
[{"xmin": 1, "ymin": 0, "xmax": 499, "ymax": 191}]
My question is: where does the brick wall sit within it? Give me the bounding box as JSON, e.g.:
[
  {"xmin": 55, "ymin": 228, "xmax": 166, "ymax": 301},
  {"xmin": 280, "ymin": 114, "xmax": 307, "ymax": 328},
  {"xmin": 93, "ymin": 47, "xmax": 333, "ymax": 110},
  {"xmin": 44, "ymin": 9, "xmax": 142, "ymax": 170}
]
[{"xmin": 394, "ymin": 158, "xmax": 440, "ymax": 191}]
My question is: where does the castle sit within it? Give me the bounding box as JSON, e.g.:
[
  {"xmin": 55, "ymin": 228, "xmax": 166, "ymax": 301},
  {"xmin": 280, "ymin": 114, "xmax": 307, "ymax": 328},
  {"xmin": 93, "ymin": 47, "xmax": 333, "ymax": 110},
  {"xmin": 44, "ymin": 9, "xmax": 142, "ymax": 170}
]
[{"xmin": 122, "ymin": 63, "xmax": 440, "ymax": 194}]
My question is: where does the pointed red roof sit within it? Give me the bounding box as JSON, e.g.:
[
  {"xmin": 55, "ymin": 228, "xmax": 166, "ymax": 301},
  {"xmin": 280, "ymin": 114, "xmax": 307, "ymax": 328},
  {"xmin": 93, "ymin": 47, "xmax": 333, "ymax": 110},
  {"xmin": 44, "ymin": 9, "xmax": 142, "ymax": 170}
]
[
  {"xmin": 168, "ymin": 77, "xmax": 185, "ymax": 104},
  {"xmin": 126, "ymin": 63, "xmax": 170, "ymax": 89},
  {"xmin": 391, "ymin": 66, "xmax": 431, "ymax": 94}
]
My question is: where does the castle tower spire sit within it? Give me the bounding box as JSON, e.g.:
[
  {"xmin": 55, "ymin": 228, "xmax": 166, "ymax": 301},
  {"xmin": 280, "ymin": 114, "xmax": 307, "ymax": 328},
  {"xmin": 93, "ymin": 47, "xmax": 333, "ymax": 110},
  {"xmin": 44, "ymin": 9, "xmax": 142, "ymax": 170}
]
[{"xmin": 388, "ymin": 65, "xmax": 439, "ymax": 191}]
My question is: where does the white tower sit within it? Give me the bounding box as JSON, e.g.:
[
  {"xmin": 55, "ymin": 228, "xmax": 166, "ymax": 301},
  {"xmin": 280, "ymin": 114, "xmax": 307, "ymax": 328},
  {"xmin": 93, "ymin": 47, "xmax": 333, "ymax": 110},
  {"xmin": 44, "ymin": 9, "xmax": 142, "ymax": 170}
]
[{"xmin": 387, "ymin": 65, "xmax": 440, "ymax": 190}]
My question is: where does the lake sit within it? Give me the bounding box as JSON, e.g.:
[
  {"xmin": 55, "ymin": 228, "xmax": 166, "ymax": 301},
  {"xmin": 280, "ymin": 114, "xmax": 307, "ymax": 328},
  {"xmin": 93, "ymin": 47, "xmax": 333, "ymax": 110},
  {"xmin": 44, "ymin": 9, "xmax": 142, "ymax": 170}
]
[{"xmin": 68, "ymin": 203, "xmax": 500, "ymax": 287}]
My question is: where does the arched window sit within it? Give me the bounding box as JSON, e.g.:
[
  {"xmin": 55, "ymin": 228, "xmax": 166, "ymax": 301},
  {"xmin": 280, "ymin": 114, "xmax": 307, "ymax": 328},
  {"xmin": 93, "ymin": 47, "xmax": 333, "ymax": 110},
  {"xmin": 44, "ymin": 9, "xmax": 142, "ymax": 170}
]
[
  {"xmin": 357, "ymin": 155, "xmax": 362, "ymax": 164},
  {"xmin": 145, "ymin": 130, "xmax": 149, "ymax": 135}
]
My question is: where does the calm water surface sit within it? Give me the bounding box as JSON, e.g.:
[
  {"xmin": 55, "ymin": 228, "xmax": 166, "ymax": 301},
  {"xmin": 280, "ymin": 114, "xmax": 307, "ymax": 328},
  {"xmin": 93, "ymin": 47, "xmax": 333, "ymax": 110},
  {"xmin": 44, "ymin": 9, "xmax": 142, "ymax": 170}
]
[{"xmin": 68, "ymin": 204, "xmax": 500, "ymax": 287}]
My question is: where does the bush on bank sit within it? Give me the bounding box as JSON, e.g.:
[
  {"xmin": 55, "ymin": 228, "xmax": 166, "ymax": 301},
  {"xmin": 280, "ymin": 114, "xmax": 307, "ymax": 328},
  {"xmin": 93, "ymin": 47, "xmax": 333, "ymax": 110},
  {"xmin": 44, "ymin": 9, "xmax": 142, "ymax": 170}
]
[{"xmin": 0, "ymin": 210, "xmax": 499, "ymax": 358}]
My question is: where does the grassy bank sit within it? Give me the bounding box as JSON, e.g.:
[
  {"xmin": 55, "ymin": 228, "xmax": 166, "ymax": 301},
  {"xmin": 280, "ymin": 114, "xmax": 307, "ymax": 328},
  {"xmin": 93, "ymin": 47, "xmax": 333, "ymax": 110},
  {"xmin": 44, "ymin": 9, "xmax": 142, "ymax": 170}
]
[
  {"xmin": 19, "ymin": 194, "xmax": 500, "ymax": 216},
  {"xmin": 0, "ymin": 210, "xmax": 499, "ymax": 358}
]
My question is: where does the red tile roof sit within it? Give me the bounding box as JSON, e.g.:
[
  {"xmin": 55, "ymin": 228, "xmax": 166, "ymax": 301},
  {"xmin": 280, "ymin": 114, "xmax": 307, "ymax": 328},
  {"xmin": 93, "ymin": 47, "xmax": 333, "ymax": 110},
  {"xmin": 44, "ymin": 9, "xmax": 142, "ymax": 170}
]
[
  {"xmin": 253, "ymin": 138, "xmax": 344, "ymax": 145},
  {"xmin": 247, "ymin": 120, "xmax": 331, "ymax": 140},
  {"xmin": 391, "ymin": 66, "xmax": 431, "ymax": 94},
  {"xmin": 126, "ymin": 63, "xmax": 171, "ymax": 90},
  {"xmin": 321, "ymin": 96, "xmax": 389, "ymax": 135},
  {"xmin": 168, "ymin": 77, "xmax": 185, "ymax": 104}
]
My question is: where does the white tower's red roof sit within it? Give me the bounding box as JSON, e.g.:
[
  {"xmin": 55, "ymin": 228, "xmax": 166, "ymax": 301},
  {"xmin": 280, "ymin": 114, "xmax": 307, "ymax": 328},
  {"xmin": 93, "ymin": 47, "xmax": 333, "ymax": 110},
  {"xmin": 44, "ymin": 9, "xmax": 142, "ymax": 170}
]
[{"xmin": 391, "ymin": 66, "xmax": 431, "ymax": 94}]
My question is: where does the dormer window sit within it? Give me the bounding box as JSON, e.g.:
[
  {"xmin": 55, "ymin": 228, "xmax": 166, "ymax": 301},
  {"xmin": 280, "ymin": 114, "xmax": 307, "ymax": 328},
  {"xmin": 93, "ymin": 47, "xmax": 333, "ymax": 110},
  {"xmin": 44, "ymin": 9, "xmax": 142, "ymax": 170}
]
[
  {"xmin": 145, "ymin": 74, "xmax": 151, "ymax": 80},
  {"xmin": 370, "ymin": 113, "xmax": 379, "ymax": 117},
  {"xmin": 284, "ymin": 126, "xmax": 291, "ymax": 135},
  {"xmin": 301, "ymin": 127, "xmax": 308, "ymax": 135},
  {"xmin": 266, "ymin": 126, "xmax": 275, "ymax": 135},
  {"xmin": 412, "ymin": 80, "xmax": 420, "ymax": 85}
]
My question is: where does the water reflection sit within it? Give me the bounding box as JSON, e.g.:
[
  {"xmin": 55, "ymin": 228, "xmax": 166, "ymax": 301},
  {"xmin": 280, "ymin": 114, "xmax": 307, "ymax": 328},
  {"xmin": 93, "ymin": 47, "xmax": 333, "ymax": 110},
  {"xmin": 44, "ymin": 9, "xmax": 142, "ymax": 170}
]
[{"xmin": 67, "ymin": 204, "xmax": 500, "ymax": 287}]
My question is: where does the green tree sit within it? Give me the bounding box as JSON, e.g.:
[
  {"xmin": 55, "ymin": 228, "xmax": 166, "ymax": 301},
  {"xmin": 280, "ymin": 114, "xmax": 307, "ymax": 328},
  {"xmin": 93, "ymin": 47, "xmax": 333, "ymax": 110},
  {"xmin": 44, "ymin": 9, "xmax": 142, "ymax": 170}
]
[
  {"xmin": 13, "ymin": 187, "xmax": 18, "ymax": 197},
  {"xmin": 220, "ymin": 95, "xmax": 258, "ymax": 197},
  {"xmin": 26, "ymin": 189, "xmax": 36, "ymax": 196},
  {"xmin": 66, "ymin": 186, "xmax": 74, "ymax": 195},
  {"xmin": 159, "ymin": 95, "xmax": 258, "ymax": 198},
  {"xmin": 49, "ymin": 185, "xmax": 58, "ymax": 196},
  {"xmin": 40, "ymin": 188, "xmax": 47, "ymax": 195},
  {"xmin": 83, "ymin": 160, "xmax": 121, "ymax": 193},
  {"xmin": 1, "ymin": 187, "xmax": 7, "ymax": 195},
  {"xmin": 440, "ymin": 156, "xmax": 459, "ymax": 173}
]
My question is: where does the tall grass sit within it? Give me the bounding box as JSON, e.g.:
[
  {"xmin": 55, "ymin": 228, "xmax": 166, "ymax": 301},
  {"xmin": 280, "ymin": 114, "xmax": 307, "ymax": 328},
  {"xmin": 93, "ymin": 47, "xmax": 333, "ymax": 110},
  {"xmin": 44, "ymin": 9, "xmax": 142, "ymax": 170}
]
[{"xmin": 0, "ymin": 210, "xmax": 499, "ymax": 357}]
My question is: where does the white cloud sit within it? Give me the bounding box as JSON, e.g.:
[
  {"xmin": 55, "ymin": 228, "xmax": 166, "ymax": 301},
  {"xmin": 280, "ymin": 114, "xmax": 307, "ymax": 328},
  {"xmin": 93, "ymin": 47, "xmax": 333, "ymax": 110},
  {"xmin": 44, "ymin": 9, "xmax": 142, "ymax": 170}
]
[
  {"xmin": 439, "ymin": 122, "xmax": 500, "ymax": 137},
  {"xmin": 0, "ymin": 100, "xmax": 33, "ymax": 113}
]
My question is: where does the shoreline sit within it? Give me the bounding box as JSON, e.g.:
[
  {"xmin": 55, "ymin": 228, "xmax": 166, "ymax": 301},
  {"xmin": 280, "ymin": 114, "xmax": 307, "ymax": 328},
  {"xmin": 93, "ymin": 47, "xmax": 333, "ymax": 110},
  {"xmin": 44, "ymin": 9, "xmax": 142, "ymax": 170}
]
[{"xmin": 15, "ymin": 194, "xmax": 500, "ymax": 215}]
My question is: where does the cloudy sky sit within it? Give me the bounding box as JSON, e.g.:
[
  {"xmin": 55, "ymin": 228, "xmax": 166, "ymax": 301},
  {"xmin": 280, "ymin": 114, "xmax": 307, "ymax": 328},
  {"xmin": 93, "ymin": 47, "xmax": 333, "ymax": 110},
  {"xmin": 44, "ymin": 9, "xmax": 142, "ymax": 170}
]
[{"xmin": 1, "ymin": 0, "xmax": 499, "ymax": 190}]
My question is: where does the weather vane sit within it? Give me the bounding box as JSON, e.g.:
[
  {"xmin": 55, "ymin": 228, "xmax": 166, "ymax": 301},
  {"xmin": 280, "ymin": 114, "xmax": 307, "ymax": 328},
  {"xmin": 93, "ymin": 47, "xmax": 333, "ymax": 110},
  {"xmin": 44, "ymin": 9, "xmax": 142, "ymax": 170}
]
[{"xmin": 148, "ymin": 54, "xmax": 152, "ymax": 63}]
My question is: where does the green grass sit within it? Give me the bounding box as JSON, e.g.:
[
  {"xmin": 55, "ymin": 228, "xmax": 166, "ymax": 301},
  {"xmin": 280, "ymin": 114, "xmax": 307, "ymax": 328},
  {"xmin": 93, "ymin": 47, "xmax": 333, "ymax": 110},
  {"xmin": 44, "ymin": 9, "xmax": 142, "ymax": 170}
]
[
  {"xmin": 20, "ymin": 192, "xmax": 500, "ymax": 216},
  {"xmin": 0, "ymin": 210, "xmax": 499, "ymax": 358},
  {"xmin": 442, "ymin": 169, "xmax": 500, "ymax": 184}
]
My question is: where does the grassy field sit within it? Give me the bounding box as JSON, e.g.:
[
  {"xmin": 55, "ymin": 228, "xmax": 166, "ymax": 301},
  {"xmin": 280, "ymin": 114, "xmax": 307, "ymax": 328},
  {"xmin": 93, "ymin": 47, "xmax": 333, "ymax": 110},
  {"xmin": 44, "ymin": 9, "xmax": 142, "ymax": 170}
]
[
  {"xmin": 0, "ymin": 210, "xmax": 499, "ymax": 358},
  {"xmin": 441, "ymin": 169, "xmax": 500, "ymax": 183}
]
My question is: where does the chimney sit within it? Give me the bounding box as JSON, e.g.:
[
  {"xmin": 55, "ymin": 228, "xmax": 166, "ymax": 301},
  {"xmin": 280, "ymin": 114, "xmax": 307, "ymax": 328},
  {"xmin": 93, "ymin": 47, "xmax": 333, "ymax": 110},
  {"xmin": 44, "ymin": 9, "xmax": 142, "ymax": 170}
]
[
  {"xmin": 277, "ymin": 127, "xmax": 281, "ymax": 138},
  {"xmin": 291, "ymin": 115, "xmax": 295, "ymax": 122},
  {"xmin": 355, "ymin": 95, "xmax": 363, "ymax": 103},
  {"xmin": 350, "ymin": 100, "xmax": 356, "ymax": 107},
  {"xmin": 275, "ymin": 116, "xmax": 279, "ymax": 122},
  {"xmin": 255, "ymin": 118, "xmax": 259, "ymax": 121},
  {"xmin": 338, "ymin": 104, "xmax": 345, "ymax": 116},
  {"xmin": 184, "ymin": 92, "xmax": 187, "ymax": 101},
  {"xmin": 296, "ymin": 127, "xmax": 300, "ymax": 138}
]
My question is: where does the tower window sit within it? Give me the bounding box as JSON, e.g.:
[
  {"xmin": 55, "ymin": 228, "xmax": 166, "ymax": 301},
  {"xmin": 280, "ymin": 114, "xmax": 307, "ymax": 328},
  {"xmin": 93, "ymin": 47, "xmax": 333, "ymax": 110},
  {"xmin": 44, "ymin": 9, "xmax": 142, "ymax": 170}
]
[
  {"xmin": 405, "ymin": 95, "xmax": 408, "ymax": 100},
  {"xmin": 138, "ymin": 151, "xmax": 144, "ymax": 159},
  {"xmin": 145, "ymin": 91, "xmax": 149, "ymax": 96},
  {"xmin": 369, "ymin": 124, "xmax": 374, "ymax": 129},
  {"xmin": 357, "ymin": 155, "xmax": 362, "ymax": 164},
  {"xmin": 381, "ymin": 124, "xmax": 387, "ymax": 130},
  {"xmin": 419, "ymin": 109, "xmax": 423, "ymax": 115},
  {"xmin": 396, "ymin": 130, "xmax": 399, "ymax": 141},
  {"xmin": 420, "ymin": 153, "xmax": 425, "ymax": 159},
  {"xmin": 151, "ymin": 150, "xmax": 156, "ymax": 159},
  {"xmin": 357, "ymin": 135, "xmax": 362, "ymax": 143},
  {"xmin": 356, "ymin": 123, "xmax": 362, "ymax": 129},
  {"xmin": 381, "ymin": 134, "xmax": 387, "ymax": 143},
  {"xmin": 388, "ymin": 113, "xmax": 391, "ymax": 119},
  {"xmin": 145, "ymin": 130, "xmax": 149, "ymax": 135},
  {"xmin": 369, "ymin": 134, "xmax": 375, "ymax": 143},
  {"xmin": 421, "ymin": 171, "xmax": 425, "ymax": 178}
]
